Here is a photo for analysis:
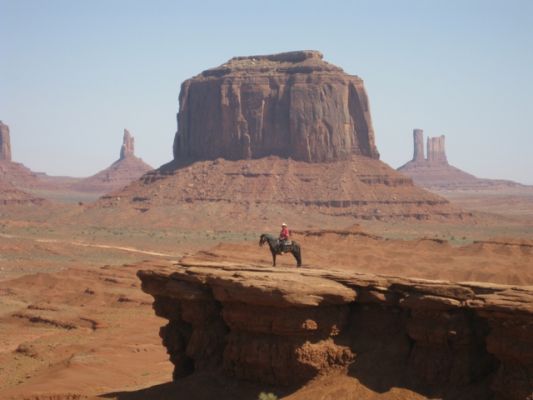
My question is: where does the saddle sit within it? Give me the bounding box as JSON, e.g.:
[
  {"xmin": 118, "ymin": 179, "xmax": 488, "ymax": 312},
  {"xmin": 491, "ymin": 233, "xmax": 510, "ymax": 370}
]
[{"xmin": 278, "ymin": 239, "xmax": 291, "ymax": 252}]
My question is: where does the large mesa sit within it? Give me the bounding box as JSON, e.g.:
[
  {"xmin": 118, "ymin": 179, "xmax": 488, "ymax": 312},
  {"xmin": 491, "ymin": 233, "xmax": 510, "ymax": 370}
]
[{"xmin": 173, "ymin": 50, "xmax": 380, "ymax": 163}]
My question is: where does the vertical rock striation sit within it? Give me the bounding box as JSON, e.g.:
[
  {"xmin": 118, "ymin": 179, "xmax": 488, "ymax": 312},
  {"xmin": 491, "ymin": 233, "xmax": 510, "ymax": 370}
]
[
  {"xmin": 0, "ymin": 121, "xmax": 12, "ymax": 162},
  {"xmin": 427, "ymin": 135, "xmax": 447, "ymax": 164},
  {"xmin": 173, "ymin": 50, "xmax": 380, "ymax": 164},
  {"xmin": 120, "ymin": 129, "xmax": 135, "ymax": 160}
]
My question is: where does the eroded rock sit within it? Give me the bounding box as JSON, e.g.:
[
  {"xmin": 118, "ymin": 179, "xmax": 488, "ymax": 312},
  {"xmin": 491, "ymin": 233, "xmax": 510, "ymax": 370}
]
[
  {"xmin": 138, "ymin": 261, "xmax": 533, "ymax": 399},
  {"xmin": 173, "ymin": 50, "xmax": 380, "ymax": 163},
  {"xmin": 0, "ymin": 121, "xmax": 12, "ymax": 162}
]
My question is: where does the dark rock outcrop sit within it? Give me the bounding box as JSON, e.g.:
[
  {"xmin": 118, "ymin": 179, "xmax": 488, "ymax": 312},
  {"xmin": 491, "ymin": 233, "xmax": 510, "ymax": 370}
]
[
  {"xmin": 0, "ymin": 121, "xmax": 12, "ymax": 161},
  {"xmin": 138, "ymin": 261, "xmax": 533, "ymax": 399},
  {"xmin": 173, "ymin": 50, "xmax": 380, "ymax": 164}
]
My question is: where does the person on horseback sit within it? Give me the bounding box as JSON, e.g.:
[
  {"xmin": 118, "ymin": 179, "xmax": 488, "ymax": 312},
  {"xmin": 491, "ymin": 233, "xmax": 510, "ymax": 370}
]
[{"xmin": 279, "ymin": 222, "xmax": 290, "ymax": 253}]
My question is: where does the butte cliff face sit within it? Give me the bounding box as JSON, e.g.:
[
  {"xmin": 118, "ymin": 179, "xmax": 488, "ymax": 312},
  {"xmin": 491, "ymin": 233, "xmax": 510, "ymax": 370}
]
[
  {"xmin": 71, "ymin": 129, "xmax": 153, "ymax": 193},
  {"xmin": 138, "ymin": 260, "xmax": 533, "ymax": 399},
  {"xmin": 173, "ymin": 50, "xmax": 380, "ymax": 163},
  {"xmin": 398, "ymin": 129, "xmax": 525, "ymax": 189},
  {"xmin": 0, "ymin": 121, "xmax": 12, "ymax": 162}
]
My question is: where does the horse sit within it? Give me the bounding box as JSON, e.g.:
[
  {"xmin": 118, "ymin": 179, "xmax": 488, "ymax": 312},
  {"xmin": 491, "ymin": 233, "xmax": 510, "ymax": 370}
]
[{"xmin": 259, "ymin": 233, "xmax": 302, "ymax": 267}]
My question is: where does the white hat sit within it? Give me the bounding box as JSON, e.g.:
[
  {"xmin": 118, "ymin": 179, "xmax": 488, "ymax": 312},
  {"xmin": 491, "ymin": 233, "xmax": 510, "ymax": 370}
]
[{"xmin": 281, "ymin": 222, "xmax": 287, "ymax": 226}]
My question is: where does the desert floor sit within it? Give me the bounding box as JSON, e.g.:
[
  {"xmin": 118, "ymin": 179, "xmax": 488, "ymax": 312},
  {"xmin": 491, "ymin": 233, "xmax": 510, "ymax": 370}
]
[{"xmin": 0, "ymin": 190, "xmax": 532, "ymax": 400}]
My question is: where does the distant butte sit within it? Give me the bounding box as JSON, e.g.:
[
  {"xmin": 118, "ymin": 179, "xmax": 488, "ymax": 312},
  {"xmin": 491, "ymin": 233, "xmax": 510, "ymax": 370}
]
[
  {"xmin": 90, "ymin": 51, "xmax": 469, "ymax": 223},
  {"xmin": 398, "ymin": 129, "xmax": 526, "ymax": 189},
  {"xmin": 0, "ymin": 121, "xmax": 43, "ymax": 189},
  {"xmin": 70, "ymin": 129, "xmax": 153, "ymax": 193}
]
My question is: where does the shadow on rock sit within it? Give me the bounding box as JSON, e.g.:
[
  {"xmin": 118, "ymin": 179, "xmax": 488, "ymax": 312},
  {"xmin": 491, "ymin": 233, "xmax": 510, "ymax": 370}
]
[{"xmin": 100, "ymin": 373, "xmax": 292, "ymax": 400}]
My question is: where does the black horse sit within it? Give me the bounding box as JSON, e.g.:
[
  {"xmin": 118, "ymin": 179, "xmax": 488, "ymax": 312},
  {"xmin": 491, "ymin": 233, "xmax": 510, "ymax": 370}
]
[{"xmin": 259, "ymin": 233, "xmax": 302, "ymax": 267}]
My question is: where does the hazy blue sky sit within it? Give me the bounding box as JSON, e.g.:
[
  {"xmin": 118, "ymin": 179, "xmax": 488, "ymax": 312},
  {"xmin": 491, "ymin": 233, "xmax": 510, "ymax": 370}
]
[{"xmin": 1, "ymin": 0, "xmax": 532, "ymax": 183}]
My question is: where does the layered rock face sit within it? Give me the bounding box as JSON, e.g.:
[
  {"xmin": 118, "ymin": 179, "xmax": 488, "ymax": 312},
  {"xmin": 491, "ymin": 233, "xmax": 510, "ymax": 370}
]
[
  {"xmin": 0, "ymin": 177, "xmax": 45, "ymax": 206},
  {"xmin": 138, "ymin": 261, "xmax": 533, "ymax": 399},
  {"xmin": 398, "ymin": 129, "xmax": 524, "ymax": 189},
  {"xmin": 71, "ymin": 129, "xmax": 152, "ymax": 193},
  {"xmin": 173, "ymin": 50, "xmax": 380, "ymax": 163},
  {"xmin": 0, "ymin": 121, "xmax": 12, "ymax": 161},
  {"xmin": 97, "ymin": 156, "xmax": 468, "ymax": 223}
]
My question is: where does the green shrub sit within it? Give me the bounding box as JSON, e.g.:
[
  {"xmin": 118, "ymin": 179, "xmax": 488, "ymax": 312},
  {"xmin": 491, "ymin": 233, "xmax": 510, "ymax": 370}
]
[{"xmin": 258, "ymin": 392, "xmax": 278, "ymax": 400}]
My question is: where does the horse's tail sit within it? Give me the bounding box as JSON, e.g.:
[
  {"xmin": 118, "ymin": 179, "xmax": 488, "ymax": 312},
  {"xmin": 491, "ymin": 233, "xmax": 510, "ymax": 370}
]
[{"xmin": 293, "ymin": 242, "xmax": 302, "ymax": 267}]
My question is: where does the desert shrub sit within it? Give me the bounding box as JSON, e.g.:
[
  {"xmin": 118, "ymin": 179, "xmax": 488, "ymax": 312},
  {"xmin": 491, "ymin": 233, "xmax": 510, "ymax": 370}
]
[{"xmin": 258, "ymin": 392, "xmax": 278, "ymax": 400}]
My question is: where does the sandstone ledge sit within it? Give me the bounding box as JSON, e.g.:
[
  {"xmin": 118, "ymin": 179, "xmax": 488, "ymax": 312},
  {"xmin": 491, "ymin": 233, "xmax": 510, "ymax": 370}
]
[{"xmin": 138, "ymin": 261, "xmax": 533, "ymax": 399}]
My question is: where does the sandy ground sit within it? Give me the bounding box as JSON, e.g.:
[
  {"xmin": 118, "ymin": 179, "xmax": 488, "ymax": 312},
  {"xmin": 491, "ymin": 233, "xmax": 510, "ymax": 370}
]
[
  {"xmin": 0, "ymin": 189, "xmax": 532, "ymax": 399},
  {"xmin": 0, "ymin": 227, "xmax": 531, "ymax": 399}
]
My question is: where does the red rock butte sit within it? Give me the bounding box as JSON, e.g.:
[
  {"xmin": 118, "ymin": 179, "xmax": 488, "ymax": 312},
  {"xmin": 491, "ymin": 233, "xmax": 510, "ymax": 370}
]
[
  {"xmin": 173, "ymin": 50, "xmax": 380, "ymax": 163},
  {"xmin": 93, "ymin": 51, "xmax": 469, "ymax": 223},
  {"xmin": 398, "ymin": 129, "xmax": 526, "ymax": 189}
]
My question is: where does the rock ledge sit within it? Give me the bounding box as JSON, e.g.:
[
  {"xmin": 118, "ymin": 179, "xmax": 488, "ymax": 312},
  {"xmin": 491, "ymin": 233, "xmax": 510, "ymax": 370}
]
[{"xmin": 138, "ymin": 261, "xmax": 533, "ymax": 398}]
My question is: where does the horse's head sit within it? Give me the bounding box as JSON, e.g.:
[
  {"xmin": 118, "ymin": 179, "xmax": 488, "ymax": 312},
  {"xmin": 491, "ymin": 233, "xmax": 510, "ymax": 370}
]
[{"xmin": 259, "ymin": 234, "xmax": 267, "ymax": 247}]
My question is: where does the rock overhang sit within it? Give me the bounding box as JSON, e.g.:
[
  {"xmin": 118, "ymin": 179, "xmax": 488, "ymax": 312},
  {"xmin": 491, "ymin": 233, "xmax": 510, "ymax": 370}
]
[{"xmin": 138, "ymin": 260, "xmax": 533, "ymax": 397}]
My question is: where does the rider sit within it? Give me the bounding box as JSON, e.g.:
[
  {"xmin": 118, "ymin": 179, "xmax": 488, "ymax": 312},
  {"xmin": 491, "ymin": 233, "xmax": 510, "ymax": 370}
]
[{"xmin": 279, "ymin": 223, "xmax": 290, "ymax": 251}]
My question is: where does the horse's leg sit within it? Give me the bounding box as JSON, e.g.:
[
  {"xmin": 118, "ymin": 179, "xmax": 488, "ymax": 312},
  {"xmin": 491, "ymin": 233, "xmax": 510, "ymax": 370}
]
[
  {"xmin": 271, "ymin": 250, "xmax": 276, "ymax": 267},
  {"xmin": 292, "ymin": 247, "xmax": 302, "ymax": 267}
]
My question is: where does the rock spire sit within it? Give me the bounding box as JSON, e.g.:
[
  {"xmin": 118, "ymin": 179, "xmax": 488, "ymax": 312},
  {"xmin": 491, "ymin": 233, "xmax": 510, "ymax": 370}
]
[
  {"xmin": 398, "ymin": 129, "xmax": 524, "ymax": 189},
  {"xmin": 412, "ymin": 129, "xmax": 424, "ymax": 161},
  {"xmin": 120, "ymin": 129, "xmax": 135, "ymax": 160},
  {"xmin": 0, "ymin": 121, "xmax": 12, "ymax": 162}
]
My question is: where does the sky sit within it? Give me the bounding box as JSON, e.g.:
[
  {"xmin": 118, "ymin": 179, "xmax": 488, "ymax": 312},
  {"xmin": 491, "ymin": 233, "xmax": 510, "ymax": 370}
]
[{"xmin": 1, "ymin": 0, "xmax": 532, "ymax": 184}]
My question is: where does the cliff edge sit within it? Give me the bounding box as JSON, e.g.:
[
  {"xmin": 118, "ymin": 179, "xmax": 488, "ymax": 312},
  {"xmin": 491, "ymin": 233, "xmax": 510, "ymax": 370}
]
[{"xmin": 138, "ymin": 261, "xmax": 533, "ymax": 399}]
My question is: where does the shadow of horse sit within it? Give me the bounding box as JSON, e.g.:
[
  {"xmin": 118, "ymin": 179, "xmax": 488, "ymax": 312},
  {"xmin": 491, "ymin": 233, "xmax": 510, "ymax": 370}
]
[{"xmin": 259, "ymin": 233, "xmax": 302, "ymax": 267}]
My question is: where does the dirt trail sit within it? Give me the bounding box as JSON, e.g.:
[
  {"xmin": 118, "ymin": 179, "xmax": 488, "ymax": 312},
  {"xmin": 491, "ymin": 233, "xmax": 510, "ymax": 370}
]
[{"xmin": 0, "ymin": 232, "xmax": 179, "ymax": 258}]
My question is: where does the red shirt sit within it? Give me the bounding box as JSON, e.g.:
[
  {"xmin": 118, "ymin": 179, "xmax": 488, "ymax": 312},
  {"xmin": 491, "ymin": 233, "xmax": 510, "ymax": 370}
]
[{"xmin": 280, "ymin": 226, "xmax": 289, "ymax": 240}]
